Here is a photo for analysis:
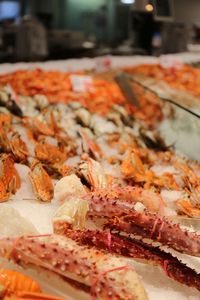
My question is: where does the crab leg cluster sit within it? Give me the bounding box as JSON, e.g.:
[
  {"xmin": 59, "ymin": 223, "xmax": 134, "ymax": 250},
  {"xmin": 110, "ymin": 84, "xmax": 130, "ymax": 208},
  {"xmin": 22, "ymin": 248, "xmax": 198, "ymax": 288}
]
[
  {"xmin": 65, "ymin": 229, "xmax": 200, "ymax": 291},
  {"xmin": 81, "ymin": 190, "xmax": 200, "ymax": 256}
]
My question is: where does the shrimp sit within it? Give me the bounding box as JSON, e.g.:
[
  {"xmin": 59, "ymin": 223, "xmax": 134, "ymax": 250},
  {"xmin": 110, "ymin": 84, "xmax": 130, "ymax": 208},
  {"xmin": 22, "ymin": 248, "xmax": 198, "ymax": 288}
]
[{"xmin": 0, "ymin": 269, "xmax": 63, "ymax": 300}]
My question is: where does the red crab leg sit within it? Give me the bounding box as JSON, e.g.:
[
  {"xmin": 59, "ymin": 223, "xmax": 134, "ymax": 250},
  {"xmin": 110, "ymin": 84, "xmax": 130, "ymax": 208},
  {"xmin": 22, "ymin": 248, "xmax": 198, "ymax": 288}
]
[
  {"xmin": 83, "ymin": 192, "xmax": 200, "ymax": 257},
  {"xmin": 65, "ymin": 229, "xmax": 200, "ymax": 292},
  {"xmin": 107, "ymin": 212, "xmax": 200, "ymax": 257},
  {"xmin": 0, "ymin": 235, "xmax": 147, "ymax": 300},
  {"xmin": 87, "ymin": 187, "xmax": 165, "ymax": 214}
]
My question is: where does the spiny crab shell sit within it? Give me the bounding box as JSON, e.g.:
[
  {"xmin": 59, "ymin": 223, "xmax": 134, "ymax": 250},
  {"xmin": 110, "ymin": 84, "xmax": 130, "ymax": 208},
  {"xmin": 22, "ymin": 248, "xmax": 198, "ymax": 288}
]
[{"xmin": 0, "ymin": 234, "xmax": 148, "ymax": 300}]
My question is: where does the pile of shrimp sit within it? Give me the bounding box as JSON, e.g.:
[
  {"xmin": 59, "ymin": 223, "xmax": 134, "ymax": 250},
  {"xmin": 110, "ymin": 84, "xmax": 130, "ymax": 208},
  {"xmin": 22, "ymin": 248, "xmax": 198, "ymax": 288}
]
[
  {"xmin": 0, "ymin": 69, "xmax": 164, "ymax": 127},
  {"xmin": 124, "ymin": 64, "xmax": 200, "ymax": 98},
  {"xmin": 0, "ymin": 69, "xmax": 125, "ymax": 115}
]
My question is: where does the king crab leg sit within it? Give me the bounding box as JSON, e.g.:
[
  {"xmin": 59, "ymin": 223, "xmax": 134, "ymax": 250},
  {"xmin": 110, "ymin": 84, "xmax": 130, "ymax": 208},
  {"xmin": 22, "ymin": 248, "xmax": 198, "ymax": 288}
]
[
  {"xmin": 85, "ymin": 187, "xmax": 165, "ymax": 214},
  {"xmin": 65, "ymin": 229, "xmax": 200, "ymax": 292},
  {"xmin": 0, "ymin": 235, "xmax": 148, "ymax": 300},
  {"xmin": 107, "ymin": 212, "xmax": 200, "ymax": 257},
  {"xmin": 82, "ymin": 190, "xmax": 200, "ymax": 257}
]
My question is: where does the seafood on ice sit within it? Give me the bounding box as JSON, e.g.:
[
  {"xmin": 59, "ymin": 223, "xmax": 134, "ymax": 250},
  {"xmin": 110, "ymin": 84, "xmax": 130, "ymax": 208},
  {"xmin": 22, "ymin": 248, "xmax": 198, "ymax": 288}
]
[{"xmin": 0, "ymin": 66, "xmax": 199, "ymax": 300}]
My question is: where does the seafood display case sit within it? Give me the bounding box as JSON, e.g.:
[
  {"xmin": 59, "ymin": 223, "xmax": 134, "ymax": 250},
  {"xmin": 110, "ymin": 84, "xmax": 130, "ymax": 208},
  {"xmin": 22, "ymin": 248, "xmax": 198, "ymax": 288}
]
[{"xmin": 0, "ymin": 54, "xmax": 199, "ymax": 300}]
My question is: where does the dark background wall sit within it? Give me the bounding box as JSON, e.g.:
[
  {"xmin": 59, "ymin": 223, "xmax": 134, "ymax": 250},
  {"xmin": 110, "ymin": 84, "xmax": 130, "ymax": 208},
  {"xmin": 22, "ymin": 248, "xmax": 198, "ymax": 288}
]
[{"xmin": 24, "ymin": 0, "xmax": 129, "ymax": 44}]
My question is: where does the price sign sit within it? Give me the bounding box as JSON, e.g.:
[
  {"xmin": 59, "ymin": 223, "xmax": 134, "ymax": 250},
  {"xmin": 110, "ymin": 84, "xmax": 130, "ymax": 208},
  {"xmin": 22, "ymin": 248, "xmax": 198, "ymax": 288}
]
[
  {"xmin": 70, "ymin": 75, "xmax": 93, "ymax": 93},
  {"xmin": 95, "ymin": 55, "xmax": 112, "ymax": 73},
  {"xmin": 159, "ymin": 55, "xmax": 183, "ymax": 70}
]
